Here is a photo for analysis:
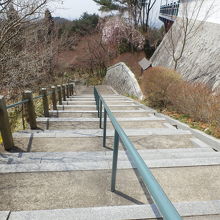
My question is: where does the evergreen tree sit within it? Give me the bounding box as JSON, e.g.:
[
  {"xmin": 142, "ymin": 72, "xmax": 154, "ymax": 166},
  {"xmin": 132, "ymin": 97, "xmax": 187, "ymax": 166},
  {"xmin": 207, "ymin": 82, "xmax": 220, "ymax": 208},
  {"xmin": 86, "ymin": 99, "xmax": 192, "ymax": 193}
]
[{"xmin": 44, "ymin": 9, "xmax": 54, "ymax": 42}]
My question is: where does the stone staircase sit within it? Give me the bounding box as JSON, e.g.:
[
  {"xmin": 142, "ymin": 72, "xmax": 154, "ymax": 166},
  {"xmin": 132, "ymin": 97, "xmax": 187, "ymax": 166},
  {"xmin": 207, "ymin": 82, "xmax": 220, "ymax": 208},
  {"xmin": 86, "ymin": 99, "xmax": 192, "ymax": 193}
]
[{"xmin": 0, "ymin": 85, "xmax": 220, "ymax": 219}]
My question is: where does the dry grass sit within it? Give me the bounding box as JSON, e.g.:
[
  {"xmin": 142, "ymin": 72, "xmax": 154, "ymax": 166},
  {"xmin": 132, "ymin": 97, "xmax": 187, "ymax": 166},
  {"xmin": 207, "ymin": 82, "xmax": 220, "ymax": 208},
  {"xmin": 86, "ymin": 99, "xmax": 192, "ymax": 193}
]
[{"xmin": 140, "ymin": 66, "xmax": 220, "ymax": 138}]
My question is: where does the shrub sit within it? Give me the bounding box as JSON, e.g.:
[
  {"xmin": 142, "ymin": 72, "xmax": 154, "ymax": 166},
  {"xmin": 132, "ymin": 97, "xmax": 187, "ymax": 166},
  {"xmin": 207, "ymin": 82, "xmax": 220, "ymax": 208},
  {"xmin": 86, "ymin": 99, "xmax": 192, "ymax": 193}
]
[
  {"xmin": 141, "ymin": 66, "xmax": 181, "ymax": 108},
  {"xmin": 141, "ymin": 66, "xmax": 220, "ymax": 135}
]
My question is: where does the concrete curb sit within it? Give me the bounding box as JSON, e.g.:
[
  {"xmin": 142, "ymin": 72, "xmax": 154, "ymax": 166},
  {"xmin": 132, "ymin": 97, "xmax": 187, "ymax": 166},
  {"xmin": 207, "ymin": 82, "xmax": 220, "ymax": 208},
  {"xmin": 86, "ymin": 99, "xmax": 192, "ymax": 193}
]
[{"xmin": 156, "ymin": 113, "xmax": 220, "ymax": 151}]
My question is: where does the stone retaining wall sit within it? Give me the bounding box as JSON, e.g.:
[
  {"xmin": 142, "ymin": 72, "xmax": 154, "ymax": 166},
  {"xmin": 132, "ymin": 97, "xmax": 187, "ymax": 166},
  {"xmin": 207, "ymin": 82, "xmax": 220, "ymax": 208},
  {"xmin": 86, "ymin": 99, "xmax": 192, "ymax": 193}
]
[{"xmin": 103, "ymin": 62, "xmax": 144, "ymax": 100}]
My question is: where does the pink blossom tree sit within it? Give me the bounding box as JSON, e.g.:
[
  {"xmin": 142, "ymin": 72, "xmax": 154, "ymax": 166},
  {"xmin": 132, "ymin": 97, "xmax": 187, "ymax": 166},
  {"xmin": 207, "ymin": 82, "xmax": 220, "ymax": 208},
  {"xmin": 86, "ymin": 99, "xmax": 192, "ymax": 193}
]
[{"xmin": 100, "ymin": 16, "xmax": 145, "ymax": 51}]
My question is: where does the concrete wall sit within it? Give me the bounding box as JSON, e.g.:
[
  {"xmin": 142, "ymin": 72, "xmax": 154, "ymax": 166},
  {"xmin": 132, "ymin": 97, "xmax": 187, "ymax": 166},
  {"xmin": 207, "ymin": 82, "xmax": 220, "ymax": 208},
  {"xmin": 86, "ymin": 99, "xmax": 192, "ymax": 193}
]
[
  {"xmin": 151, "ymin": 19, "xmax": 220, "ymax": 92},
  {"xmin": 178, "ymin": 0, "xmax": 220, "ymax": 24},
  {"xmin": 103, "ymin": 62, "xmax": 144, "ymax": 100}
]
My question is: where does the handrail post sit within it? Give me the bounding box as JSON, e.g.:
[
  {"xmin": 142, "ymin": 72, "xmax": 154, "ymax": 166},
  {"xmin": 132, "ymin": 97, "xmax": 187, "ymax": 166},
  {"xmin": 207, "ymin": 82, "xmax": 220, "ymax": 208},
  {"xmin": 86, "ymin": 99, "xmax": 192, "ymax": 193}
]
[
  {"xmin": 72, "ymin": 83, "xmax": 76, "ymax": 96},
  {"xmin": 66, "ymin": 84, "xmax": 70, "ymax": 98},
  {"xmin": 111, "ymin": 130, "xmax": 119, "ymax": 192},
  {"xmin": 99, "ymin": 100, "xmax": 102, "ymax": 128},
  {"xmin": 51, "ymin": 86, "xmax": 57, "ymax": 110},
  {"xmin": 103, "ymin": 109, "xmax": 107, "ymax": 147},
  {"xmin": 97, "ymin": 97, "xmax": 100, "ymax": 117},
  {"xmin": 62, "ymin": 84, "xmax": 66, "ymax": 101},
  {"xmin": 94, "ymin": 88, "xmax": 97, "ymax": 109},
  {"xmin": 69, "ymin": 84, "xmax": 72, "ymax": 96},
  {"xmin": 23, "ymin": 91, "xmax": 37, "ymax": 129},
  {"xmin": 70, "ymin": 83, "xmax": 74, "ymax": 96},
  {"xmin": 57, "ymin": 85, "xmax": 62, "ymax": 105},
  {"xmin": 72, "ymin": 83, "xmax": 75, "ymax": 96},
  {"xmin": 41, "ymin": 88, "xmax": 49, "ymax": 117},
  {"xmin": 0, "ymin": 96, "xmax": 14, "ymax": 150}
]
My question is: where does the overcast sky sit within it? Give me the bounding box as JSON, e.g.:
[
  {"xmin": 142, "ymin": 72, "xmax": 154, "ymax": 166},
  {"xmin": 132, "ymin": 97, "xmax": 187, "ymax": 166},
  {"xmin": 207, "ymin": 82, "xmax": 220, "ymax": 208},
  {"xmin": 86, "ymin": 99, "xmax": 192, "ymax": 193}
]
[
  {"xmin": 48, "ymin": 0, "xmax": 163, "ymax": 27},
  {"xmin": 48, "ymin": 0, "xmax": 100, "ymax": 20}
]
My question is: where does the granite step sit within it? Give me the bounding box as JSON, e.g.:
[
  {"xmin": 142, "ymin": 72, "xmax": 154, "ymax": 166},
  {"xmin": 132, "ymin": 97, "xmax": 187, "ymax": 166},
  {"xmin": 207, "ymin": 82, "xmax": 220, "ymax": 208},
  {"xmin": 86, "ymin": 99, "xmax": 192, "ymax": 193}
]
[
  {"xmin": 36, "ymin": 117, "xmax": 167, "ymax": 130},
  {"xmin": 49, "ymin": 110, "xmax": 153, "ymax": 118},
  {"xmin": 66, "ymin": 97, "xmax": 132, "ymax": 101},
  {"xmin": 13, "ymin": 128, "xmax": 193, "ymax": 138},
  {"xmin": 0, "ymin": 148, "xmax": 216, "ymax": 165},
  {"xmin": 57, "ymin": 105, "xmax": 146, "ymax": 111},
  {"xmin": 61, "ymin": 100, "xmax": 134, "ymax": 105},
  {"xmin": 11, "ymin": 133, "xmax": 197, "ymax": 152},
  {"xmin": 0, "ymin": 166, "xmax": 220, "ymax": 211},
  {"xmin": 5, "ymin": 200, "xmax": 220, "ymax": 220}
]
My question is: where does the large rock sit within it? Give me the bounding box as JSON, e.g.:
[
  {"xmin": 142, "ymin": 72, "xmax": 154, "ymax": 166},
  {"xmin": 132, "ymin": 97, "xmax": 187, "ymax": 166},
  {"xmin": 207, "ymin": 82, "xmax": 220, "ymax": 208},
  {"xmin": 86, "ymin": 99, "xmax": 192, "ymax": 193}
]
[
  {"xmin": 104, "ymin": 62, "xmax": 144, "ymax": 100},
  {"xmin": 151, "ymin": 20, "xmax": 220, "ymax": 92}
]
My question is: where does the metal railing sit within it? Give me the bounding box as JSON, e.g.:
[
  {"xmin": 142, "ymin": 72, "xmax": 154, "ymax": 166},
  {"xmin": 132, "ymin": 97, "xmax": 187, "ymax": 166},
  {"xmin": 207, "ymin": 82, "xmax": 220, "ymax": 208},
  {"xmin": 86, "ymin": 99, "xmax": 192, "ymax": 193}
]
[
  {"xmin": 160, "ymin": 1, "xmax": 180, "ymax": 17},
  {"xmin": 0, "ymin": 82, "xmax": 75, "ymax": 150},
  {"xmin": 94, "ymin": 87, "xmax": 182, "ymax": 220}
]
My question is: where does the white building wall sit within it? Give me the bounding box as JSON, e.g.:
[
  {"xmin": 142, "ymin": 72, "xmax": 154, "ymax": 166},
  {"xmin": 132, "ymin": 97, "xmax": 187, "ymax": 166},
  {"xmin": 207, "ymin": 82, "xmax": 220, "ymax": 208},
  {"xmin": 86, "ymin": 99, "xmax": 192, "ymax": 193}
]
[
  {"xmin": 152, "ymin": 0, "xmax": 220, "ymax": 91},
  {"xmin": 178, "ymin": 0, "xmax": 220, "ymax": 24}
]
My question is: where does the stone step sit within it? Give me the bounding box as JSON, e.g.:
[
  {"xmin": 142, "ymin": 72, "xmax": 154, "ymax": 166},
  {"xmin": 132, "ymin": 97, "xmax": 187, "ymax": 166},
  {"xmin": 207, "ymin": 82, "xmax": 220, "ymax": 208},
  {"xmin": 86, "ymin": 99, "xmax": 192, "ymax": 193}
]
[
  {"xmin": 12, "ymin": 133, "xmax": 197, "ymax": 152},
  {"xmin": 36, "ymin": 117, "xmax": 167, "ymax": 130},
  {"xmin": 0, "ymin": 166, "xmax": 219, "ymax": 212},
  {"xmin": 49, "ymin": 110, "xmax": 153, "ymax": 118},
  {"xmin": 61, "ymin": 100, "xmax": 134, "ymax": 105},
  {"xmin": 0, "ymin": 169, "xmax": 150, "ymax": 211},
  {"xmin": 36, "ymin": 117, "xmax": 164, "ymax": 122},
  {"xmin": 57, "ymin": 105, "xmax": 146, "ymax": 111},
  {"xmin": 0, "ymin": 148, "xmax": 216, "ymax": 165},
  {"xmin": 62, "ymin": 101, "xmax": 96, "ymax": 105},
  {"xmin": 66, "ymin": 97, "xmax": 132, "ymax": 101},
  {"xmin": 13, "ymin": 128, "xmax": 192, "ymax": 138},
  {"xmin": 1, "ymin": 156, "xmax": 220, "ymax": 173},
  {"xmin": 5, "ymin": 200, "xmax": 220, "ymax": 220},
  {"xmin": 69, "ymin": 95, "xmax": 122, "ymax": 98},
  {"xmin": 56, "ymin": 105, "xmax": 135, "ymax": 110}
]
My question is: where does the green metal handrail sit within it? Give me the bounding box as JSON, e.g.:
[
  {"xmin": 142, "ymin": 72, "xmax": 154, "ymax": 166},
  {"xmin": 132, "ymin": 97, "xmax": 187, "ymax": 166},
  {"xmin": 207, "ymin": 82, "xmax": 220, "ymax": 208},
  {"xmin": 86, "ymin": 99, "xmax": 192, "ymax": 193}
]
[
  {"xmin": 94, "ymin": 87, "xmax": 182, "ymax": 220},
  {"xmin": 6, "ymin": 91, "xmax": 53, "ymax": 109},
  {"xmin": 33, "ymin": 91, "xmax": 52, "ymax": 100},
  {"xmin": 33, "ymin": 94, "xmax": 44, "ymax": 100},
  {"xmin": 6, "ymin": 99, "xmax": 29, "ymax": 109}
]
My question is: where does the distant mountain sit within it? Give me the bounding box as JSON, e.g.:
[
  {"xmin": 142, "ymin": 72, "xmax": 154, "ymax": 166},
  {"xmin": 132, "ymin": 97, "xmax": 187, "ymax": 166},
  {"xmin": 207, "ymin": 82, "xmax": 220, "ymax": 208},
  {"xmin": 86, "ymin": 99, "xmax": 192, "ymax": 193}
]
[{"xmin": 54, "ymin": 17, "xmax": 70, "ymax": 23}]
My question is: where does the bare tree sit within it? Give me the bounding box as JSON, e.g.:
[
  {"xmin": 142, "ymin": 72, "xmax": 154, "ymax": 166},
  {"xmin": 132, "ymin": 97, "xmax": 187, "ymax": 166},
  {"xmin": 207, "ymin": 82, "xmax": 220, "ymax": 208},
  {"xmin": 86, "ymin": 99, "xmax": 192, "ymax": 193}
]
[
  {"xmin": 0, "ymin": 0, "xmax": 50, "ymax": 52},
  {"xmin": 164, "ymin": 0, "xmax": 215, "ymax": 69},
  {"xmin": 0, "ymin": 1, "xmax": 61, "ymax": 98}
]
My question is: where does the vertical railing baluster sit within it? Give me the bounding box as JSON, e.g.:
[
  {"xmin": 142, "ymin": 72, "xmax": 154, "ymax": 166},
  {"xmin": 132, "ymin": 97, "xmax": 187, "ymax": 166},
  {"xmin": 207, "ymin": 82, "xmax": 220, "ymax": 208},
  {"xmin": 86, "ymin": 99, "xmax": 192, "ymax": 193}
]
[
  {"xmin": 23, "ymin": 91, "xmax": 37, "ymax": 129},
  {"xmin": 41, "ymin": 88, "xmax": 49, "ymax": 117},
  {"xmin": 0, "ymin": 96, "xmax": 14, "ymax": 150},
  {"xmin": 51, "ymin": 86, "xmax": 57, "ymax": 110},
  {"xmin": 62, "ymin": 84, "xmax": 66, "ymax": 101},
  {"xmin": 97, "ymin": 96, "xmax": 100, "ymax": 118},
  {"xmin": 72, "ymin": 83, "xmax": 76, "ymax": 96},
  {"xmin": 57, "ymin": 85, "xmax": 62, "ymax": 105},
  {"xmin": 99, "ymin": 100, "xmax": 102, "ymax": 128},
  {"xmin": 103, "ymin": 109, "xmax": 107, "ymax": 147},
  {"xmin": 66, "ymin": 83, "xmax": 70, "ymax": 98},
  {"xmin": 70, "ymin": 84, "xmax": 73, "ymax": 96},
  {"xmin": 111, "ymin": 130, "xmax": 119, "ymax": 192}
]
